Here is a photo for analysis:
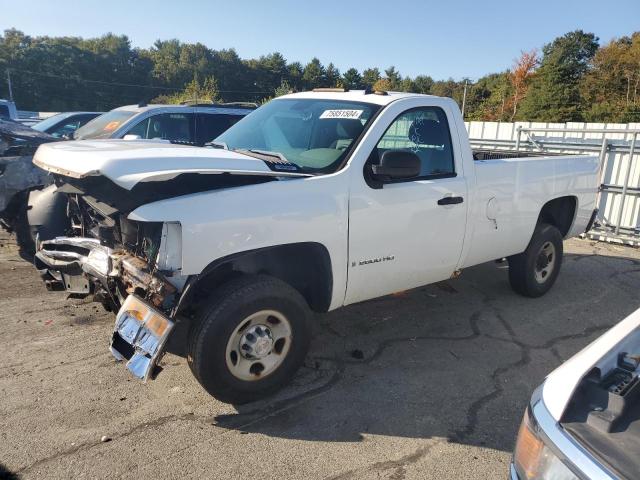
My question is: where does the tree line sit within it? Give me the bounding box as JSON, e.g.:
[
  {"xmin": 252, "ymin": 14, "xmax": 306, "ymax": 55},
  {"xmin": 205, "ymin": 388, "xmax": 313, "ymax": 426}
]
[{"xmin": 0, "ymin": 28, "xmax": 639, "ymax": 122}]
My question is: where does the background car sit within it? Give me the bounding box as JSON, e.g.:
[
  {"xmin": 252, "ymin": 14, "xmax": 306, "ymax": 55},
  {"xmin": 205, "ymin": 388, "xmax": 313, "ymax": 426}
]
[
  {"xmin": 73, "ymin": 102, "xmax": 256, "ymax": 146},
  {"xmin": 31, "ymin": 111, "xmax": 102, "ymax": 138},
  {"xmin": 23, "ymin": 101, "xmax": 257, "ymax": 255}
]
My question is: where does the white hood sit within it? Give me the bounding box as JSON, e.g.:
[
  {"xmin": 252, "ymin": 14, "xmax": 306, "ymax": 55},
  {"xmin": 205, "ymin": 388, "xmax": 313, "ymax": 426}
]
[
  {"xmin": 33, "ymin": 139, "xmax": 307, "ymax": 190},
  {"xmin": 542, "ymin": 307, "xmax": 640, "ymax": 420}
]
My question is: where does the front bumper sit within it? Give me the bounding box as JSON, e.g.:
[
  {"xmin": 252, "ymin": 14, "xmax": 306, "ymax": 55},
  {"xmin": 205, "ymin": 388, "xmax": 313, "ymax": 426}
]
[
  {"xmin": 111, "ymin": 295, "xmax": 174, "ymax": 380},
  {"xmin": 35, "ymin": 236, "xmax": 176, "ymax": 303},
  {"xmin": 35, "ymin": 236, "xmax": 180, "ymax": 381}
]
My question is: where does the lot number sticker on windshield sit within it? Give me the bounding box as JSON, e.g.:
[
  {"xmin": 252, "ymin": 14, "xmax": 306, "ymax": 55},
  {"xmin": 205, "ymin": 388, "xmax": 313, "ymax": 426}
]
[{"xmin": 319, "ymin": 109, "xmax": 364, "ymax": 120}]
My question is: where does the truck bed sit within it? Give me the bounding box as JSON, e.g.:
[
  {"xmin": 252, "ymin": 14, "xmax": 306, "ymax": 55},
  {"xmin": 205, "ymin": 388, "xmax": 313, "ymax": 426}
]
[{"xmin": 472, "ymin": 148, "xmax": 560, "ymax": 161}]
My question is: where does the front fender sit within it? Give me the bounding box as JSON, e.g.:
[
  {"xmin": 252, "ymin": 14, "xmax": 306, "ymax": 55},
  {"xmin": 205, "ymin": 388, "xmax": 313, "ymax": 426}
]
[{"xmin": 128, "ymin": 173, "xmax": 349, "ymax": 310}]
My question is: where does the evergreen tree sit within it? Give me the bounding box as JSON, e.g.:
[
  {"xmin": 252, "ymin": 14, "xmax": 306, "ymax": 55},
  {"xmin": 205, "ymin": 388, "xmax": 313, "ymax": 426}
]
[
  {"xmin": 302, "ymin": 57, "xmax": 325, "ymax": 89},
  {"xmin": 519, "ymin": 30, "xmax": 599, "ymax": 121},
  {"xmin": 341, "ymin": 68, "xmax": 362, "ymax": 89},
  {"xmin": 362, "ymin": 67, "xmax": 381, "ymax": 88}
]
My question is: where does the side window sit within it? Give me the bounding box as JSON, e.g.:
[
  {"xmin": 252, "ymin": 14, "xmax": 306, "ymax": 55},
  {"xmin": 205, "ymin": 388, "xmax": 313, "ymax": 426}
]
[
  {"xmin": 125, "ymin": 113, "xmax": 194, "ymax": 142},
  {"xmin": 49, "ymin": 121, "xmax": 81, "ymax": 138},
  {"xmin": 196, "ymin": 113, "xmax": 243, "ymax": 145},
  {"xmin": 126, "ymin": 118, "xmax": 149, "ymax": 138},
  {"xmin": 374, "ymin": 107, "xmax": 455, "ymax": 178}
]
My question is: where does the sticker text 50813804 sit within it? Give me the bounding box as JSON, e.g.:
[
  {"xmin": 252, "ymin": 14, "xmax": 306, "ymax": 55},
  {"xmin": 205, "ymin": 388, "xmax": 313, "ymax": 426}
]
[{"xmin": 319, "ymin": 109, "xmax": 364, "ymax": 120}]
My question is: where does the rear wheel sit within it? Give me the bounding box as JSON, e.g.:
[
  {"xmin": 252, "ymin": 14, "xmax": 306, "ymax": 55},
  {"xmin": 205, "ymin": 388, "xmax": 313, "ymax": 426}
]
[
  {"xmin": 187, "ymin": 275, "xmax": 312, "ymax": 404},
  {"xmin": 508, "ymin": 223, "xmax": 563, "ymax": 297}
]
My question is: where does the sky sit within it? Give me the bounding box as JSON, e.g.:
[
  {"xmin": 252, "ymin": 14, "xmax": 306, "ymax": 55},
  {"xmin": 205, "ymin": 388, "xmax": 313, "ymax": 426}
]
[{"xmin": 2, "ymin": 0, "xmax": 639, "ymax": 81}]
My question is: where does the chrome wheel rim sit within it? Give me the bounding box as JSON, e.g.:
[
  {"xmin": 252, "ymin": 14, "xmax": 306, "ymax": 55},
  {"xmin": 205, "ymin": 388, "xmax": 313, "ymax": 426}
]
[
  {"xmin": 225, "ymin": 309, "xmax": 292, "ymax": 381},
  {"xmin": 534, "ymin": 241, "xmax": 556, "ymax": 284}
]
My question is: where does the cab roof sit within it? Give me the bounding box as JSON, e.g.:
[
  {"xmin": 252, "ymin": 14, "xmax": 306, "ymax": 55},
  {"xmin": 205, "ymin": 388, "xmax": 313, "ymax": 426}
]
[{"xmin": 279, "ymin": 90, "xmax": 439, "ymax": 106}]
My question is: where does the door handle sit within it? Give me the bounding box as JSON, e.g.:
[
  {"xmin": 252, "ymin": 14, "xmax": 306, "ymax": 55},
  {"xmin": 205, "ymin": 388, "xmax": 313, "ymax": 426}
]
[{"xmin": 437, "ymin": 196, "xmax": 464, "ymax": 206}]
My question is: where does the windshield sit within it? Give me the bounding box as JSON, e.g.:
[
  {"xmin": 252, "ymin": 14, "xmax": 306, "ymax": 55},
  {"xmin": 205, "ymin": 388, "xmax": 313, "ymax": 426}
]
[
  {"xmin": 73, "ymin": 110, "xmax": 136, "ymax": 140},
  {"xmin": 32, "ymin": 113, "xmax": 71, "ymax": 132},
  {"xmin": 215, "ymin": 98, "xmax": 380, "ymax": 173}
]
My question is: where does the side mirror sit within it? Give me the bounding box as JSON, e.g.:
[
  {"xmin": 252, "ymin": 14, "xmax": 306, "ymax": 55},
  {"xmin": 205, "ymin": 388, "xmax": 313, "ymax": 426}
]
[
  {"xmin": 371, "ymin": 150, "xmax": 421, "ymax": 181},
  {"xmin": 123, "ymin": 134, "xmax": 142, "ymax": 140}
]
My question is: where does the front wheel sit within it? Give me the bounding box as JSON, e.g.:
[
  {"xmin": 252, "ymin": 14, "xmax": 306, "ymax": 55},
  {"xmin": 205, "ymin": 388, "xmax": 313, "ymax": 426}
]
[
  {"xmin": 508, "ymin": 223, "xmax": 563, "ymax": 297},
  {"xmin": 187, "ymin": 275, "xmax": 312, "ymax": 404}
]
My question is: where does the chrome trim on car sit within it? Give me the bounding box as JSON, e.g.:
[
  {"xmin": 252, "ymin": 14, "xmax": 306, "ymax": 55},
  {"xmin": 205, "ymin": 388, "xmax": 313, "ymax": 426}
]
[
  {"xmin": 509, "ymin": 463, "xmax": 519, "ymax": 479},
  {"xmin": 530, "ymin": 386, "xmax": 617, "ymax": 480}
]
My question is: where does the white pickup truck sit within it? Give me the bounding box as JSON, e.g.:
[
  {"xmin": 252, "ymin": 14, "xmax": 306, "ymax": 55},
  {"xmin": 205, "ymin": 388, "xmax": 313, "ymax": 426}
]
[{"xmin": 32, "ymin": 90, "xmax": 600, "ymax": 403}]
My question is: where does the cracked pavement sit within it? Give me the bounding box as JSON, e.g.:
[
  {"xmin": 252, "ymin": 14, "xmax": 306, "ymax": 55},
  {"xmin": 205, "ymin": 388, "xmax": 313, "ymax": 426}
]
[{"xmin": 1, "ymin": 228, "xmax": 639, "ymax": 479}]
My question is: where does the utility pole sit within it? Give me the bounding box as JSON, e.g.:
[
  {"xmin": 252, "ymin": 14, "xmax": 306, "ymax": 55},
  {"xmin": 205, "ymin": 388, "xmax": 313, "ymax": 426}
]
[
  {"xmin": 6, "ymin": 69, "xmax": 14, "ymax": 102},
  {"xmin": 461, "ymin": 79, "xmax": 469, "ymax": 119}
]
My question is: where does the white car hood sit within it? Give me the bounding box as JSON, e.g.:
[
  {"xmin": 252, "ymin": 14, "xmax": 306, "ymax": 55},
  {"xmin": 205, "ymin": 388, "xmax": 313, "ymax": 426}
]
[
  {"xmin": 33, "ymin": 139, "xmax": 307, "ymax": 190},
  {"xmin": 542, "ymin": 307, "xmax": 640, "ymax": 420}
]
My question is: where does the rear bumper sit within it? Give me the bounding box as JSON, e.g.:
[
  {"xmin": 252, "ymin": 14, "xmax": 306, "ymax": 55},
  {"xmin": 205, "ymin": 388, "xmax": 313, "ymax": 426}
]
[{"xmin": 585, "ymin": 208, "xmax": 598, "ymax": 233}]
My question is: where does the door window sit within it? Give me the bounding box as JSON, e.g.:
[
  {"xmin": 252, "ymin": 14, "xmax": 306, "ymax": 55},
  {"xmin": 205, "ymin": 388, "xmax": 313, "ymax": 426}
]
[
  {"xmin": 125, "ymin": 113, "xmax": 194, "ymax": 142},
  {"xmin": 373, "ymin": 107, "xmax": 455, "ymax": 178},
  {"xmin": 196, "ymin": 113, "xmax": 243, "ymax": 146}
]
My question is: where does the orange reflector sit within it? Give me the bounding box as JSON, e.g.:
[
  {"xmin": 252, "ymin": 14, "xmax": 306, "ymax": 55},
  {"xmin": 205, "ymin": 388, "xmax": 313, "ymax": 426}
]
[
  {"xmin": 513, "ymin": 412, "xmax": 544, "ymax": 479},
  {"xmin": 126, "ymin": 309, "xmax": 145, "ymax": 322},
  {"xmin": 146, "ymin": 313, "xmax": 170, "ymax": 338}
]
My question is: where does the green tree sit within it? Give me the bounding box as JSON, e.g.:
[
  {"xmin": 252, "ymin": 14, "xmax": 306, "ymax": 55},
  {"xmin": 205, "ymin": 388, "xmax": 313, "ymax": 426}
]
[
  {"xmin": 324, "ymin": 62, "xmax": 340, "ymax": 87},
  {"xmin": 302, "ymin": 57, "xmax": 325, "ymax": 89},
  {"xmin": 519, "ymin": 30, "xmax": 599, "ymax": 121},
  {"xmin": 412, "ymin": 75, "xmax": 434, "ymax": 94},
  {"xmin": 153, "ymin": 75, "xmax": 220, "ymax": 104},
  {"xmin": 581, "ymin": 33, "xmax": 640, "ymax": 121},
  {"xmin": 274, "ymin": 79, "xmax": 293, "ymax": 97},
  {"xmin": 287, "ymin": 61, "xmax": 304, "ymax": 91},
  {"xmin": 384, "ymin": 66, "xmax": 401, "ymax": 90},
  {"xmin": 362, "ymin": 67, "xmax": 381, "ymax": 87},
  {"xmin": 341, "ymin": 68, "xmax": 362, "ymax": 89}
]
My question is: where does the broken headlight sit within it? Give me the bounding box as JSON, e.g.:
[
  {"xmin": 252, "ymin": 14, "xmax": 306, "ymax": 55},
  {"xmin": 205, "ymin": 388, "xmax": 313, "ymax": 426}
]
[
  {"xmin": 86, "ymin": 247, "xmax": 111, "ymax": 276},
  {"xmin": 155, "ymin": 222, "xmax": 182, "ymax": 272}
]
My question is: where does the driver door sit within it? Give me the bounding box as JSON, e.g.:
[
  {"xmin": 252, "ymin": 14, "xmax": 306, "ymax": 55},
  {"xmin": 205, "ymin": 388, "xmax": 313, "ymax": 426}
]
[{"xmin": 345, "ymin": 105, "xmax": 468, "ymax": 305}]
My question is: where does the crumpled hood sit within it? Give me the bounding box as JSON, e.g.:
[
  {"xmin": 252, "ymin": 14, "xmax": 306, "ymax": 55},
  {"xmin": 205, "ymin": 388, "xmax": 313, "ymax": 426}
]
[{"xmin": 33, "ymin": 139, "xmax": 307, "ymax": 190}]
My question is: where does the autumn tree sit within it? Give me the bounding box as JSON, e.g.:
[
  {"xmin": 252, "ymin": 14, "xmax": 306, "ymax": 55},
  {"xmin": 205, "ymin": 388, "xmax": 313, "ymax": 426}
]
[
  {"xmin": 508, "ymin": 50, "xmax": 538, "ymax": 120},
  {"xmin": 581, "ymin": 33, "xmax": 640, "ymax": 121}
]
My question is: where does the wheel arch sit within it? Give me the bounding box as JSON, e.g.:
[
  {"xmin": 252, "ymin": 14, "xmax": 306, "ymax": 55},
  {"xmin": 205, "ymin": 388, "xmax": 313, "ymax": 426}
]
[
  {"xmin": 177, "ymin": 242, "xmax": 334, "ymax": 316},
  {"xmin": 537, "ymin": 195, "xmax": 577, "ymax": 238}
]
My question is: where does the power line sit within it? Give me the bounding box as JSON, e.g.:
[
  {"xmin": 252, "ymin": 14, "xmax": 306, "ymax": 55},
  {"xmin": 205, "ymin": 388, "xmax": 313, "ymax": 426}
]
[{"xmin": 9, "ymin": 68, "xmax": 271, "ymax": 94}]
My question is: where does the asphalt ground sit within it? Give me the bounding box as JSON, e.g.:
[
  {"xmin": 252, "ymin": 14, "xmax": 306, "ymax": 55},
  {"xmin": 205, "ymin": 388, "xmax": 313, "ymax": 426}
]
[{"xmin": 1, "ymin": 228, "xmax": 639, "ymax": 479}]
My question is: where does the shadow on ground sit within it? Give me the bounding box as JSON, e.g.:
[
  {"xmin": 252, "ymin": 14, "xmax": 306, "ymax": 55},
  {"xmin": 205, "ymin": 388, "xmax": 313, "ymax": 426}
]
[{"xmin": 214, "ymin": 251, "xmax": 640, "ymax": 453}]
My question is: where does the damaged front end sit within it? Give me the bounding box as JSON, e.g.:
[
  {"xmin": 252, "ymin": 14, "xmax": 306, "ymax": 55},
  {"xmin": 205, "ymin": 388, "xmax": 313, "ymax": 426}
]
[{"xmin": 35, "ymin": 212, "xmax": 185, "ymax": 381}]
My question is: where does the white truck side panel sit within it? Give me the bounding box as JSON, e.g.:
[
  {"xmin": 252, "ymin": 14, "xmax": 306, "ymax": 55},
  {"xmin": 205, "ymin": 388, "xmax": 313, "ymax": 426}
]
[
  {"xmin": 129, "ymin": 174, "xmax": 349, "ymax": 311},
  {"xmin": 461, "ymin": 155, "xmax": 599, "ymax": 268}
]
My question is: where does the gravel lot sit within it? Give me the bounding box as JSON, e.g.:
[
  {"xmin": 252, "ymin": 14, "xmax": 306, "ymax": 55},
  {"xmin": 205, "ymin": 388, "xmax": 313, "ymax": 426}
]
[{"xmin": 1, "ymin": 228, "xmax": 639, "ymax": 480}]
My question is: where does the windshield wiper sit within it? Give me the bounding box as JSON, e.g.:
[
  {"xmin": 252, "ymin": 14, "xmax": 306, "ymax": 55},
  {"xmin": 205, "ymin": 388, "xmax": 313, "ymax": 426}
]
[
  {"xmin": 234, "ymin": 149, "xmax": 302, "ymax": 173},
  {"xmin": 206, "ymin": 140, "xmax": 228, "ymax": 150},
  {"xmin": 235, "ymin": 148, "xmax": 291, "ymax": 164}
]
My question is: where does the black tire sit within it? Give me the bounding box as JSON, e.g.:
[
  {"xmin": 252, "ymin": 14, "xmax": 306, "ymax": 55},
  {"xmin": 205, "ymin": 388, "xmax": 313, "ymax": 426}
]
[
  {"xmin": 14, "ymin": 193, "xmax": 35, "ymax": 257},
  {"xmin": 26, "ymin": 184, "xmax": 70, "ymax": 245},
  {"xmin": 508, "ymin": 223, "xmax": 563, "ymax": 298},
  {"xmin": 187, "ymin": 275, "xmax": 312, "ymax": 404}
]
